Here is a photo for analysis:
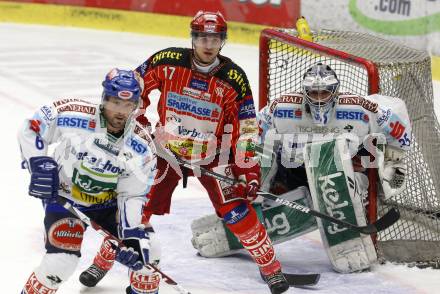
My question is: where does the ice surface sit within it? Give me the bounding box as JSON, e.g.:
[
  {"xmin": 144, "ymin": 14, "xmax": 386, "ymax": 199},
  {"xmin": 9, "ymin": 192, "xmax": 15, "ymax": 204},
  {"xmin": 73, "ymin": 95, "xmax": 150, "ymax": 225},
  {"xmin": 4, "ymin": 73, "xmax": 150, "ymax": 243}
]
[{"xmin": 1, "ymin": 23, "xmax": 439, "ymax": 293}]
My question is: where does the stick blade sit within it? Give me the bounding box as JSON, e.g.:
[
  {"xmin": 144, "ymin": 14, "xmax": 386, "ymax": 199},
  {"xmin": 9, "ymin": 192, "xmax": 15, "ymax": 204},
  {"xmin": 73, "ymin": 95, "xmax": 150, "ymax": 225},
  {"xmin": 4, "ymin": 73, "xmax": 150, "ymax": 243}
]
[
  {"xmin": 284, "ymin": 273, "xmax": 320, "ymax": 287},
  {"xmin": 360, "ymin": 207, "xmax": 400, "ymax": 234},
  {"xmin": 374, "ymin": 207, "xmax": 400, "ymax": 231}
]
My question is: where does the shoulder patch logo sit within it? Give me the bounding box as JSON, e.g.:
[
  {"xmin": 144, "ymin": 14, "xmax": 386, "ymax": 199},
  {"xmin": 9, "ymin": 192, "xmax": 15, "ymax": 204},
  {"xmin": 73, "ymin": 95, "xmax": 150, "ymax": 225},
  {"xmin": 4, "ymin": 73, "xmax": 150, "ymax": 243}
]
[{"xmin": 152, "ymin": 50, "xmax": 183, "ymax": 65}]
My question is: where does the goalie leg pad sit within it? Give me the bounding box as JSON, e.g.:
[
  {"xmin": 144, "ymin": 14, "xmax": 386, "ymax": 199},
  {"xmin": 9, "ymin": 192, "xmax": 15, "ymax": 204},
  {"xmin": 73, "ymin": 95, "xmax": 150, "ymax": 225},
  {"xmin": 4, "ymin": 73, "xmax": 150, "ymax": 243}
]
[
  {"xmin": 191, "ymin": 213, "xmax": 238, "ymax": 258},
  {"xmin": 304, "ymin": 138, "xmax": 377, "ymax": 273},
  {"xmin": 191, "ymin": 187, "xmax": 318, "ymax": 257}
]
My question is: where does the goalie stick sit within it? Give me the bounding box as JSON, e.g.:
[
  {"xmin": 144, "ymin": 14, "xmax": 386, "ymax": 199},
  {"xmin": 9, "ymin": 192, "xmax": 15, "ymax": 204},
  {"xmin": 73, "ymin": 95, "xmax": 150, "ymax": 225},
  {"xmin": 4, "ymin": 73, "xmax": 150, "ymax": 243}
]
[
  {"xmin": 171, "ymin": 156, "xmax": 400, "ymax": 235},
  {"xmin": 56, "ymin": 197, "xmax": 192, "ymax": 294}
]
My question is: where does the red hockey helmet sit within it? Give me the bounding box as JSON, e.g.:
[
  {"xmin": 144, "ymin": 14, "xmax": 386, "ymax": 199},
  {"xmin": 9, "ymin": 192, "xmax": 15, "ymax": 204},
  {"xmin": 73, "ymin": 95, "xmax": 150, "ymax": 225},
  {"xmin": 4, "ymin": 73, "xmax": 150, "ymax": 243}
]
[{"xmin": 190, "ymin": 11, "xmax": 227, "ymax": 39}]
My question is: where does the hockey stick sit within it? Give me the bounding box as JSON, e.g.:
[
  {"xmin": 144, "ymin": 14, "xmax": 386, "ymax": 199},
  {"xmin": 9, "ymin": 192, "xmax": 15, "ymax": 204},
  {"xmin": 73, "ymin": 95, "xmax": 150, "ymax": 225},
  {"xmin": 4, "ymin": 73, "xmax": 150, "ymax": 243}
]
[
  {"xmin": 56, "ymin": 197, "xmax": 191, "ymax": 294},
  {"xmin": 171, "ymin": 156, "xmax": 400, "ymax": 235}
]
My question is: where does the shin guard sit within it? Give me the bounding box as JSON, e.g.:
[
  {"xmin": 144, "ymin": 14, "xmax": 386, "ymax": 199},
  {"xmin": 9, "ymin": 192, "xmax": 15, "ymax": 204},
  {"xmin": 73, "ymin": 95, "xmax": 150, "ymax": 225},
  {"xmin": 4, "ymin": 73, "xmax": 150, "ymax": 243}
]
[
  {"xmin": 223, "ymin": 203, "xmax": 280, "ymax": 274},
  {"xmin": 93, "ymin": 236, "xmax": 117, "ymax": 271}
]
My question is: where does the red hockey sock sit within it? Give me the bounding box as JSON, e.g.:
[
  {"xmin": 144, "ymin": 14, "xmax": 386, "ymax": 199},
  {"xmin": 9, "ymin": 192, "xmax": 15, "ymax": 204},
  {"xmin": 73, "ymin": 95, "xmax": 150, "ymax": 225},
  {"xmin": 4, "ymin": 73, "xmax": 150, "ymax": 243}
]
[
  {"xmin": 93, "ymin": 236, "xmax": 116, "ymax": 271},
  {"xmin": 22, "ymin": 272, "xmax": 58, "ymax": 294},
  {"xmin": 224, "ymin": 204, "xmax": 281, "ymax": 275},
  {"xmin": 129, "ymin": 269, "xmax": 160, "ymax": 294}
]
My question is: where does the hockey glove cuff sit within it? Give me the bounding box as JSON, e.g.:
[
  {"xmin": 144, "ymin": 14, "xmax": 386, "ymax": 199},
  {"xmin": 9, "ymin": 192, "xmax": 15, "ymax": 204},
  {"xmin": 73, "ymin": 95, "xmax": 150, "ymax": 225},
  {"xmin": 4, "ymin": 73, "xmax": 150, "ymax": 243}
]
[
  {"xmin": 28, "ymin": 156, "xmax": 59, "ymax": 199},
  {"xmin": 231, "ymin": 161, "xmax": 261, "ymax": 202},
  {"xmin": 118, "ymin": 224, "xmax": 154, "ymax": 264},
  {"xmin": 114, "ymin": 244, "xmax": 143, "ymax": 271}
]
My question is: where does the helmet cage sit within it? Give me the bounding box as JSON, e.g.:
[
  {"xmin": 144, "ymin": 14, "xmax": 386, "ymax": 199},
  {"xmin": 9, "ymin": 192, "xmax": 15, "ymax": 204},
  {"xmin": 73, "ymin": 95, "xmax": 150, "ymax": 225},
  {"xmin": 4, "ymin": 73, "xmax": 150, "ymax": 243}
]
[{"xmin": 302, "ymin": 63, "xmax": 340, "ymax": 125}]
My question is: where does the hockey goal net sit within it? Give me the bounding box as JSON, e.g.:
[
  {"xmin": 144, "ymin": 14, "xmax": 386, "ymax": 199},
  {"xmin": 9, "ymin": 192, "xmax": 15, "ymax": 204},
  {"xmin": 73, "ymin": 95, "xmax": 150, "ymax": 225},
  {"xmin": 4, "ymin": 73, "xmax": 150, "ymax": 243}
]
[{"xmin": 259, "ymin": 28, "xmax": 440, "ymax": 265}]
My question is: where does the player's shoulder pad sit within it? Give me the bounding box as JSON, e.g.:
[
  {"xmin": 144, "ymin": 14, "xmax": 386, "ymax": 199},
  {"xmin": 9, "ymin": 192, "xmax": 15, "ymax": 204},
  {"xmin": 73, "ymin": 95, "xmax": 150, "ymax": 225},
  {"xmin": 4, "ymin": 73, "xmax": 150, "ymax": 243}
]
[
  {"xmin": 274, "ymin": 93, "xmax": 304, "ymax": 104},
  {"xmin": 51, "ymin": 98, "xmax": 99, "ymax": 116},
  {"xmin": 366, "ymin": 93, "xmax": 405, "ymax": 105},
  {"xmin": 215, "ymin": 58, "xmax": 251, "ymax": 100},
  {"xmin": 136, "ymin": 47, "xmax": 191, "ymax": 77},
  {"xmin": 34, "ymin": 103, "xmax": 58, "ymax": 126},
  {"xmin": 337, "ymin": 93, "xmax": 379, "ymax": 113},
  {"xmin": 268, "ymin": 93, "xmax": 304, "ymax": 113},
  {"xmin": 149, "ymin": 47, "xmax": 191, "ymax": 68}
]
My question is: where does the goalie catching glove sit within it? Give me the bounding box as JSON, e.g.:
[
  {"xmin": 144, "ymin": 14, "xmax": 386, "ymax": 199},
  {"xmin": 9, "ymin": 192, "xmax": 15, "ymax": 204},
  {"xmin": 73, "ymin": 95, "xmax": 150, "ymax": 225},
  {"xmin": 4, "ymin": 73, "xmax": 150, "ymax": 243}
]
[{"xmin": 379, "ymin": 146, "xmax": 407, "ymax": 199}]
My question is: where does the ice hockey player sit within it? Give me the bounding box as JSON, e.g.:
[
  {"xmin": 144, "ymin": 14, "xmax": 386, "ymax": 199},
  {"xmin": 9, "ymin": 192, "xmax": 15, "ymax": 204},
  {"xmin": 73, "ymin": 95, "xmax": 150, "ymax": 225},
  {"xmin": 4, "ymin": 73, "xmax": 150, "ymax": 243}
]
[
  {"xmin": 81, "ymin": 10, "xmax": 290, "ymax": 294},
  {"xmin": 191, "ymin": 62, "xmax": 412, "ymax": 273},
  {"xmin": 19, "ymin": 69, "xmax": 161, "ymax": 294}
]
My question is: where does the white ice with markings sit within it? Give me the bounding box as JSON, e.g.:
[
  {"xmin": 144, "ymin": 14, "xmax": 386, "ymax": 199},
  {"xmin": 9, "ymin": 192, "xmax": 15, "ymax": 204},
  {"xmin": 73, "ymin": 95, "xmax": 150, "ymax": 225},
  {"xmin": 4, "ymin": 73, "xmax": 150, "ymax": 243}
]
[{"xmin": 0, "ymin": 23, "xmax": 439, "ymax": 294}]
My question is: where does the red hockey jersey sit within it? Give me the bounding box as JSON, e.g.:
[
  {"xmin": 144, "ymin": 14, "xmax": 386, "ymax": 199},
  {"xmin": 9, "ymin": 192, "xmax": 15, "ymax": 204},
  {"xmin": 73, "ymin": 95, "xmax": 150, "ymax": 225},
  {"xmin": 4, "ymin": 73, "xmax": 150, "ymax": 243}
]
[{"xmin": 135, "ymin": 47, "xmax": 258, "ymax": 163}]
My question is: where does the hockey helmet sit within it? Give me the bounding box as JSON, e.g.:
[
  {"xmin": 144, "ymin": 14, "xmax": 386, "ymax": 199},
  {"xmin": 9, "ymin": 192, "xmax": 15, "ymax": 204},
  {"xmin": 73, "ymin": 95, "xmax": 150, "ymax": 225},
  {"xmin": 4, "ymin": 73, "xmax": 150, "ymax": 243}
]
[
  {"xmin": 302, "ymin": 63, "xmax": 340, "ymax": 125},
  {"xmin": 190, "ymin": 10, "xmax": 227, "ymax": 39},
  {"xmin": 102, "ymin": 68, "xmax": 142, "ymax": 104}
]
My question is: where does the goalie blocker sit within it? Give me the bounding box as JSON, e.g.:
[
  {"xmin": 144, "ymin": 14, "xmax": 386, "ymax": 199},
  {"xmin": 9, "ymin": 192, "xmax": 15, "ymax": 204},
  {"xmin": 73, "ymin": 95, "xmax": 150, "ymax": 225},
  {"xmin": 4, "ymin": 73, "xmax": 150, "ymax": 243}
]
[{"xmin": 191, "ymin": 137, "xmax": 377, "ymax": 273}]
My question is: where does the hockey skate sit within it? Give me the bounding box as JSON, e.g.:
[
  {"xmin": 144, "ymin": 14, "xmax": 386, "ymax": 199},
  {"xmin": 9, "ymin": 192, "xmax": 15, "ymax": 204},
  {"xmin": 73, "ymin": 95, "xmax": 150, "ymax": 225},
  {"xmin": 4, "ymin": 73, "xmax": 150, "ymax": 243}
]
[
  {"xmin": 79, "ymin": 264, "xmax": 108, "ymax": 287},
  {"xmin": 261, "ymin": 269, "xmax": 289, "ymax": 294}
]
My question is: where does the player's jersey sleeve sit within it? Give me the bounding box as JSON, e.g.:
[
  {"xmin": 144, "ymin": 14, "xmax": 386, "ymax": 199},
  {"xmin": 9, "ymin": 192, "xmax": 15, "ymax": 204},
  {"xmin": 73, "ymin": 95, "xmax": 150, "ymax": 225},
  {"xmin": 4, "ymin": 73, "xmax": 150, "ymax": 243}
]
[
  {"xmin": 18, "ymin": 103, "xmax": 59, "ymax": 165},
  {"xmin": 367, "ymin": 94, "xmax": 412, "ymax": 151},
  {"xmin": 117, "ymin": 118, "xmax": 158, "ymax": 228},
  {"xmin": 258, "ymin": 101, "xmax": 277, "ymax": 144},
  {"xmin": 219, "ymin": 62, "xmax": 259, "ymax": 160}
]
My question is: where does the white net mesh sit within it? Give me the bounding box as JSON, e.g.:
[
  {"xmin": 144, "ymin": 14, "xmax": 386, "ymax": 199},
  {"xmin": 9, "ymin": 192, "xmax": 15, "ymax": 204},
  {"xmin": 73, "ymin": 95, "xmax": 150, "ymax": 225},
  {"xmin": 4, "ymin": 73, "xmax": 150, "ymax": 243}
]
[{"xmin": 261, "ymin": 28, "xmax": 440, "ymax": 263}]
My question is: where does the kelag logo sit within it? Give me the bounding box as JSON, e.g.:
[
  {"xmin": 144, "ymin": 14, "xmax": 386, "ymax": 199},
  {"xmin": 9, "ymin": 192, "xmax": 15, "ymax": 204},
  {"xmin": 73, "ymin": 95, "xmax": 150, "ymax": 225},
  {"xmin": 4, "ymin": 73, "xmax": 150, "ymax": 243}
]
[{"xmin": 349, "ymin": 0, "xmax": 440, "ymax": 35}]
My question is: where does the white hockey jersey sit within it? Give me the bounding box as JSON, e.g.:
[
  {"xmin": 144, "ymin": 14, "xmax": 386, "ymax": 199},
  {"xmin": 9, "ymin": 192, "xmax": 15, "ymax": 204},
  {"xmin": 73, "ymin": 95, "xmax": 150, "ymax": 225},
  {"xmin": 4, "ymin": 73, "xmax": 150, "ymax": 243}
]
[
  {"xmin": 18, "ymin": 99, "xmax": 157, "ymax": 228},
  {"xmin": 259, "ymin": 93, "xmax": 411, "ymax": 166}
]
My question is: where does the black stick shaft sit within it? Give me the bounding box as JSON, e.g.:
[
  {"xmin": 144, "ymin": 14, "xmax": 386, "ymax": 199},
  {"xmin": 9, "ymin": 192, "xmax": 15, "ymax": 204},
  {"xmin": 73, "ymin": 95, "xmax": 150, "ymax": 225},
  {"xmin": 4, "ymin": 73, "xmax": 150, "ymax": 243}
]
[{"xmin": 175, "ymin": 158, "xmax": 399, "ymax": 235}]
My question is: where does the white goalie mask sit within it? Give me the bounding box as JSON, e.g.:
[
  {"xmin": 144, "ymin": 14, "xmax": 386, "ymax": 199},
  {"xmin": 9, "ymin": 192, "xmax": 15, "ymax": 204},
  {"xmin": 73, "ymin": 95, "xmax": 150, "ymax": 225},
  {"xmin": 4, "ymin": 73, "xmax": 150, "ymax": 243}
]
[{"xmin": 302, "ymin": 63, "xmax": 340, "ymax": 126}]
